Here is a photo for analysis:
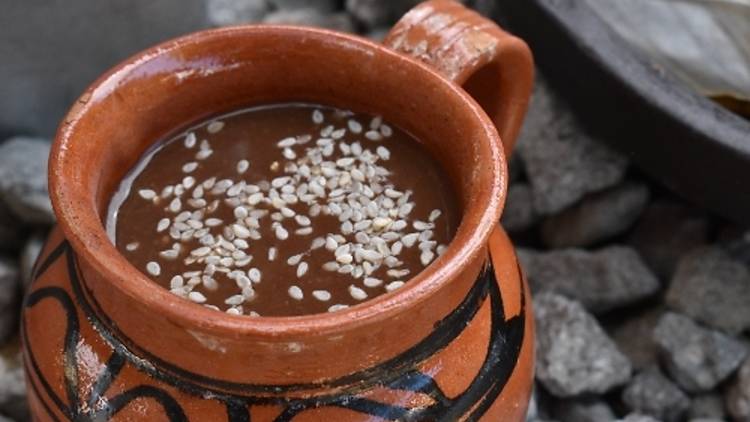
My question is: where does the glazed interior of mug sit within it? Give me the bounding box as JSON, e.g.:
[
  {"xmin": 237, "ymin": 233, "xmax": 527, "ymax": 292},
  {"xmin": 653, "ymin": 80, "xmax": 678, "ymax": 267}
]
[{"xmin": 49, "ymin": 26, "xmax": 506, "ymax": 332}]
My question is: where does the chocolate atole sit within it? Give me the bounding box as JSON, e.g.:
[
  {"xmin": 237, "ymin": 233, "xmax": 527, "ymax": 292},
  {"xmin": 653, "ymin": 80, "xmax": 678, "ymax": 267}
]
[{"xmin": 107, "ymin": 104, "xmax": 459, "ymax": 316}]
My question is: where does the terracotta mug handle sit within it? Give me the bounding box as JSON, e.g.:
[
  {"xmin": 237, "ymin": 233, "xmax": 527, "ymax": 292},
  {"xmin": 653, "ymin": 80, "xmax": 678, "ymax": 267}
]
[{"xmin": 384, "ymin": 0, "xmax": 534, "ymax": 156}]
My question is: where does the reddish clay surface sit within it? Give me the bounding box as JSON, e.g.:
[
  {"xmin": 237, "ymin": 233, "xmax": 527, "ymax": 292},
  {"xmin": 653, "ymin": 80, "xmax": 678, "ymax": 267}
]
[{"xmin": 23, "ymin": 1, "xmax": 534, "ymax": 420}]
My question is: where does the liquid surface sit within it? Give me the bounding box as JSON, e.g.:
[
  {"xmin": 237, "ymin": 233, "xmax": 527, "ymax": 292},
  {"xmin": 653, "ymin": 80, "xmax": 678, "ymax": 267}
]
[{"xmin": 109, "ymin": 104, "xmax": 459, "ymax": 316}]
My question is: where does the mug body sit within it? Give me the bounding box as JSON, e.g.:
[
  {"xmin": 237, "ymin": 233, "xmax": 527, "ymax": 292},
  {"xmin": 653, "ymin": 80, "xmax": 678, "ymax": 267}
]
[{"xmin": 23, "ymin": 24, "xmax": 533, "ymax": 421}]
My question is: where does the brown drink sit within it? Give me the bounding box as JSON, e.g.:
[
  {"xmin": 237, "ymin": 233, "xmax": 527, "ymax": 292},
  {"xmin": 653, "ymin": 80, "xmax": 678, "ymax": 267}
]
[{"xmin": 107, "ymin": 104, "xmax": 459, "ymax": 316}]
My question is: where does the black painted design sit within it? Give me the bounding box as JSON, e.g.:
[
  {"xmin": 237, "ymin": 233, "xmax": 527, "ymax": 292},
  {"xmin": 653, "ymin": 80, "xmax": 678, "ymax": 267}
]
[
  {"xmin": 23, "ymin": 286, "xmax": 187, "ymax": 421},
  {"xmin": 23, "ymin": 241, "xmax": 525, "ymax": 421}
]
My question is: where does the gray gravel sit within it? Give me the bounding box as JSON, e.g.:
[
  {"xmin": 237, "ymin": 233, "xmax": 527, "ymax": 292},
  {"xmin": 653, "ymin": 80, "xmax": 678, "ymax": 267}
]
[
  {"xmin": 611, "ymin": 306, "xmax": 665, "ymax": 371},
  {"xmin": 552, "ymin": 399, "xmax": 616, "ymax": 422},
  {"xmin": 0, "ymin": 259, "xmax": 20, "ymax": 344},
  {"xmin": 622, "ymin": 367, "xmax": 690, "ymax": 422},
  {"xmin": 727, "ymin": 356, "xmax": 750, "ymax": 422},
  {"xmin": 263, "ymin": 8, "xmax": 355, "ymax": 32},
  {"xmin": 533, "ymin": 292, "xmax": 632, "ymax": 397},
  {"xmin": 628, "ymin": 200, "xmax": 710, "ymax": 280},
  {"xmin": 516, "ymin": 77, "xmax": 628, "ymax": 215},
  {"xmin": 653, "ymin": 312, "xmax": 748, "ymax": 393},
  {"xmin": 269, "ymin": 0, "xmax": 338, "ymax": 13},
  {"xmin": 666, "ymin": 246, "xmax": 750, "ymax": 335},
  {"xmin": 621, "ymin": 414, "xmax": 662, "ymax": 422},
  {"xmin": 20, "ymin": 232, "xmax": 45, "ymax": 289},
  {"xmin": 687, "ymin": 394, "xmax": 727, "ymax": 421},
  {"xmin": 0, "ymin": 354, "xmax": 27, "ymax": 422},
  {"xmin": 205, "ymin": 0, "xmax": 270, "ymax": 25},
  {"xmin": 0, "ymin": 203, "xmax": 24, "ymax": 253},
  {"xmin": 0, "ymin": 137, "xmax": 54, "ymax": 225},
  {"xmin": 345, "ymin": 0, "xmax": 419, "ymax": 28},
  {"xmin": 502, "ymin": 183, "xmax": 538, "ymax": 232},
  {"xmin": 519, "ymin": 246, "xmax": 660, "ymax": 314},
  {"xmin": 541, "ymin": 182, "xmax": 649, "ymax": 248}
]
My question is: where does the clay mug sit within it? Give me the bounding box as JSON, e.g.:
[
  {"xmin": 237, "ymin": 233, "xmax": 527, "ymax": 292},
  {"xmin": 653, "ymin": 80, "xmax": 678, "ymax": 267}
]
[{"xmin": 22, "ymin": 0, "xmax": 534, "ymax": 420}]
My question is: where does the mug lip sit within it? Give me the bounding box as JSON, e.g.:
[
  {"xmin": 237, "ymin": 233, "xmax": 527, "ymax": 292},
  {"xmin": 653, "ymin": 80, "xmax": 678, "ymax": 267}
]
[{"xmin": 49, "ymin": 24, "xmax": 507, "ymax": 338}]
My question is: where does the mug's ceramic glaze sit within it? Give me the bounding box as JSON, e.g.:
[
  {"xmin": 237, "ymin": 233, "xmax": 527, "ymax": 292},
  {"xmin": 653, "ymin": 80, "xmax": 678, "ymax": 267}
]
[{"xmin": 22, "ymin": 1, "xmax": 534, "ymax": 420}]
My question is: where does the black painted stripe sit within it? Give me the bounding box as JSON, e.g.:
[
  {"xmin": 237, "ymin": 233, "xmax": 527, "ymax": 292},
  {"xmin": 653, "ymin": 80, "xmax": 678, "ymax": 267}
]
[
  {"xmin": 68, "ymin": 240, "xmax": 494, "ymax": 397},
  {"xmin": 30, "ymin": 240, "xmax": 66, "ymax": 282},
  {"xmin": 225, "ymin": 399, "xmax": 251, "ymax": 422},
  {"xmin": 89, "ymin": 385, "xmax": 188, "ymax": 421},
  {"xmin": 24, "ymin": 240, "xmax": 527, "ymax": 421},
  {"xmin": 24, "ymin": 287, "xmax": 79, "ymax": 419},
  {"xmin": 87, "ymin": 351, "xmax": 127, "ymax": 410}
]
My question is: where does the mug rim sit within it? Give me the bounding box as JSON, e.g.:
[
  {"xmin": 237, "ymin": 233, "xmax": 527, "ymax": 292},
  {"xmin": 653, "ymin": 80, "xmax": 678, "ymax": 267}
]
[{"xmin": 49, "ymin": 24, "xmax": 507, "ymax": 338}]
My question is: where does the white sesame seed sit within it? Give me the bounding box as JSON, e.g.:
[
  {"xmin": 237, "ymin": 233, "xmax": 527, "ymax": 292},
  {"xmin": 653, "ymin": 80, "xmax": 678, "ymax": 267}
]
[
  {"xmin": 337, "ymin": 253, "xmax": 353, "ymax": 264},
  {"xmin": 268, "ymin": 247, "xmax": 277, "ymax": 261},
  {"xmin": 372, "ymin": 217, "xmax": 391, "ymax": 231},
  {"xmin": 429, "ymin": 209, "xmax": 442, "ymax": 222},
  {"xmin": 196, "ymin": 149, "xmax": 213, "ymax": 160},
  {"xmin": 188, "ymin": 291, "xmax": 207, "ymax": 303},
  {"xmin": 391, "ymin": 220, "xmax": 408, "ymax": 231},
  {"xmin": 414, "ymin": 220, "xmax": 433, "ymax": 231},
  {"xmin": 312, "ymin": 110, "xmax": 324, "ymax": 124},
  {"xmin": 380, "ymin": 124, "xmax": 393, "ymax": 137},
  {"xmin": 420, "ymin": 250, "xmax": 435, "ymax": 266},
  {"xmin": 232, "ymin": 224, "xmax": 251, "ymax": 239},
  {"xmin": 125, "ymin": 242, "xmax": 139, "ymax": 251},
  {"xmin": 365, "ymin": 130, "xmax": 382, "ymax": 141},
  {"xmin": 385, "ymin": 281, "xmax": 405, "ymax": 292},
  {"xmin": 242, "ymin": 286, "xmax": 256, "ymax": 299},
  {"xmin": 310, "ymin": 237, "xmax": 326, "ymax": 250},
  {"xmin": 184, "ymin": 132, "xmax": 197, "ymax": 148},
  {"xmin": 280, "ymin": 207, "xmax": 295, "ymax": 218},
  {"xmin": 287, "ymin": 254, "xmax": 303, "ymax": 266},
  {"xmin": 323, "ymin": 261, "xmax": 339, "ymax": 271},
  {"xmin": 388, "ymin": 267, "xmax": 410, "ymax": 277},
  {"xmin": 295, "ymin": 227, "xmax": 313, "ymax": 236},
  {"xmin": 248, "ymin": 268, "xmax": 261, "ymax": 283},
  {"xmin": 156, "ymin": 218, "xmax": 170, "ymax": 232},
  {"xmin": 312, "ymin": 290, "xmax": 331, "ymax": 301},
  {"xmin": 288, "ymin": 285, "xmax": 304, "ymax": 300},
  {"xmin": 205, "ymin": 218, "xmax": 223, "ymax": 227},
  {"xmin": 275, "ymin": 225, "xmax": 289, "ymax": 240},
  {"xmin": 226, "ymin": 307, "xmax": 241, "ymax": 315},
  {"xmin": 236, "ymin": 160, "xmax": 250, "ymax": 174},
  {"xmin": 277, "ymin": 137, "xmax": 297, "ymax": 148},
  {"xmin": 159, "ymin": 249, "xmax": 179, "ymax": 260},
  {"xmin": 138, "ymin": 189, "xmax": 157, "ymax": 200},
  {"xmin": 360, "ymin": 249, "xmax": 383, "ymax": 262},
  {"xmin": 370, "ymin": 116, "xmax": 382, "ymax": 129},
  {"xmin": 364, "ymin": 277, "xmax": 382, "ymax": 287},
  {"xmin": 247, "ymin": 192, "xmax": 264, "ymax": 205},
  {"xmin": 191, "ymin": 246, "xmax": 211, "ymax": 257},
  {"xmin": 225, "ymin": 295, "xmax": 245, "ymax": 306},
  {"xmin": 437, "ymin": 244, "xmax": 448, "ymax": 255},
  {"xmin": 282, "ymin": 148, "xmax": 296, "ymax": 160},
  {"xmin": 348, "ymin": 120, "xmax": 363, "ymax": 133},
  {"xmin": 328, "ymin": 304, "xmax": 349, "ymax": 312},
  {"xmin": 402, "ymin": 233, "xmax": 419, "ymax": 247},
  {"xmin": 376, "ymin": 146, "xmax": 391, "ymax": 160},
  {"xmin": 182, "ymin": 162, "xmax": 198, "ymax": 173},
  {"xmin": 203, "ymin": 276, "xmax": 219, "ymax": 290},
  {"xmin": 348, "ymin": 285, "xmax": 368, "ymax": 301},
  {"xmin": 297, "ymin": 262, "xmax": 308, "ymax": 277},
  {"xmin": 169, "ymin": 197, "xmax": 182, "ymax": 213},
  {"xmin": 146, "ymin": 261, "xmax": 161, "ymax": 276},
  {"xmin": 295, "ymin": 215, "xmax": 311, "ymax": 226},
  {"xmin": 207, "ymin": 121, "xmax": 225, "ymax": 133},
  {"xmin": 170, "ymin": 275, "xmax": 184, "ymax": 289},
  {"xmin": 331, "ymin": 128, "xmax": 346, "ymax": 139}
]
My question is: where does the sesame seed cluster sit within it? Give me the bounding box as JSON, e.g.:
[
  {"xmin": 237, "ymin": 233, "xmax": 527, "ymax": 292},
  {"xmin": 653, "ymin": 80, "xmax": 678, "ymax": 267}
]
[{"xmin": 125, "ymin": 107, "xmax": 448, "ymax": 316}]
